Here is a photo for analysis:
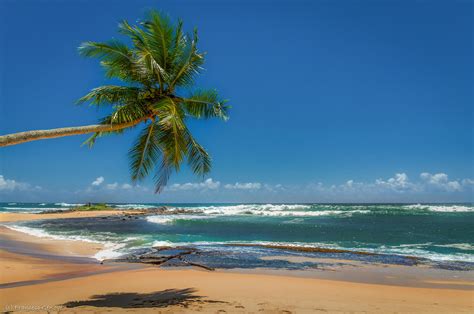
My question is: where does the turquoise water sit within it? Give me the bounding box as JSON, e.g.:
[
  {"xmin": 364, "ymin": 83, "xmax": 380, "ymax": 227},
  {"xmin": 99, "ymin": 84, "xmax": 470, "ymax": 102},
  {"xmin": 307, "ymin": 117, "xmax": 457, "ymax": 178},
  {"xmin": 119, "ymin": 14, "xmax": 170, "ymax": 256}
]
[{"xmin": 2, "ymin": 203, "xmax": 473, "ymax": 266}]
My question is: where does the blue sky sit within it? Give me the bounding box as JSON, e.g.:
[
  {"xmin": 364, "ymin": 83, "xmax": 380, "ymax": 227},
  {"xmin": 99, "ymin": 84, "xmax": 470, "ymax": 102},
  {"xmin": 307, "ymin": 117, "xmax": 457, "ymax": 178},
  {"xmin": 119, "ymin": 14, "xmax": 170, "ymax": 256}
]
[{"xmin": 1, "ymin": 0, "xmax": 473, "ymax": 203}]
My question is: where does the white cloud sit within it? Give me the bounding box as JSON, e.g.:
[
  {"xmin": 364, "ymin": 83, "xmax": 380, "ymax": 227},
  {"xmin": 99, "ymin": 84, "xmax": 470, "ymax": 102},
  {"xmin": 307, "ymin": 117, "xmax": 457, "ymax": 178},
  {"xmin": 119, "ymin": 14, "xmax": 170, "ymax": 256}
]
[
  {"xmin": 83, "ymin": 178, "xmax": 146, "ymax": 195},
  {"xmin": 166, "ymin": 178, "xmax": 221, "ymax": 191},
  {"xmin": 462, "ymin": 178, "xmax": 474, "ymax": 186},
  {"xmin": 2, "ymin": 171, "xmax": 473, "ymax": 202},
  {"xmin": 375, "ymin": 173, "xmax": 413, "ymax": 191},
  {"xmin": 0, "ymin": 175, "xmax": 41, "ymax": 191},
  {"xmin": 420, "ymin": 172, "xmax": 462, "ymax": 192},
  {"xmin": 105, "ymin": 182, "xmax": 119, "ymax": 190},
  {"xmin": 302, "ymin": 172, "xmax": 473, "ymax": 197},
  {"xmin": 262, "ymin": 183, "xmax": 284, "ymax": 192},
  {"xmin": 224, "ymin": 182, "xmax": 262, "ymax": 190},
  {"xmin": 91, "ymin": 176, "xmax": 105, "ymax": 186},
  {"xmin": 420, "ymin": 172, "xmax": 447, "ymax": 184},
  {"xmin": 0, "ymin": 175, "xmax": 19, "ymax": 191}
]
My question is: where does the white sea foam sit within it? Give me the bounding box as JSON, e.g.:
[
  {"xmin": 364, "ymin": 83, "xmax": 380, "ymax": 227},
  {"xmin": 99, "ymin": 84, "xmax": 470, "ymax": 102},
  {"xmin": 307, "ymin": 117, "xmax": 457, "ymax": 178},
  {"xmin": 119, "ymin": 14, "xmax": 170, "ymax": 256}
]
[
  {"xmin": 257, "ymin": 209, "xmax": 370, "ymax": 217},
  {"xmin": 433, "ymin": 243, "xmax": 474, "ymax": 251},
  {"xmin": 151, "ymin": 240, "xmax": 175, "ymax": 247},
  {"xmin": 5, "ymin": 225, "xmax": 101, "ymax": 245},
  {"xmin": 2, "ymin": 207, "xmax": 65, "ymax": 213},
  {"xmin": 180, "ymin": 204, "xmax": 370, "ymax": 217},
  {"xmin": 145, "ymin": 209, "xmax": 370, "ymax": 225},
  {"xmin": 114, "ymin": 204, "xmax": 156, "ymax": 209},
  {"xmin": 4, "ymin": 225, "xmax": 130, "ymax": 261},
  {"xmin": 93, "ymin": 243, "xmax": 128, "ymax": 260},
  {"xmin": 376, "ymin": 246, "xmax": 474, "ymax": 263},
  {"xmin": 146, "ymin": 215, "xmax": 210, "ymax": 225},
  {"xmin": 146, "ymin": 216, "xmax": 175, "ymax": 224},
  {"xmin": 54, "ymin": 202, "xmax": 84, "ymax": 207},
  {"xmin": 195, "ymin": 204, "xmax": 311, "ymax": 214},
  {"xmin": 403, "ymin": 204, "xmax": 473, "ymax": 212}
]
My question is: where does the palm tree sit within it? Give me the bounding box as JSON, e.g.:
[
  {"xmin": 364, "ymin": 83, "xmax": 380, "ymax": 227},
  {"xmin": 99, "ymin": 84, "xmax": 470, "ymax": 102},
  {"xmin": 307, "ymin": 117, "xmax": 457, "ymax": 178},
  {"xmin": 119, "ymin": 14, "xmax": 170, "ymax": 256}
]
[{"xmin": 0, "ymin": 11, "xmax": 229, "ymax": 192}]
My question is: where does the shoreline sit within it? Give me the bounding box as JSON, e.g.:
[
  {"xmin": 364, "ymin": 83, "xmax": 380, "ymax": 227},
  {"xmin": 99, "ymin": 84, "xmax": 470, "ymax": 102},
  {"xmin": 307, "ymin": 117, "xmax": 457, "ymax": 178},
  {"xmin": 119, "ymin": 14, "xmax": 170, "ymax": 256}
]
[
  {"xmin": 1, "ymin": 211, "xmax": 473, "ymax": 312},
  {"xmin": 3, "ymin": 210, "xmax": 473, "ymax": 267},
  {"xmin": 0, "ymin": 209, "xmax": 142, "ymax": 223}
]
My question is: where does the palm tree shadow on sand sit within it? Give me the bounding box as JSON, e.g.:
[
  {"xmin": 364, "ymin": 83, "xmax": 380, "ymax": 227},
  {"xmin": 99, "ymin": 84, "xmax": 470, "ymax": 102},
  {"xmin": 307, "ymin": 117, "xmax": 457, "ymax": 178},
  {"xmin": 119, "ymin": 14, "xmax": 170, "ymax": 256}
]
[{"xmin": 62, "ymin": 288, "xmax": 226, "ymax": 309}]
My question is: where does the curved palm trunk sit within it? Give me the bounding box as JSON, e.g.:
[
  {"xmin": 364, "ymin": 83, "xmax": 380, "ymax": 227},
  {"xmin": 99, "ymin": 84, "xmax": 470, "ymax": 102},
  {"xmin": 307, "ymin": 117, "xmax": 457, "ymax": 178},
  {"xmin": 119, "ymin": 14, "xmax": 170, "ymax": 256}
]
[{"xmin": 0, "ymin": 119, "xmax": 146, "ymax": 147}]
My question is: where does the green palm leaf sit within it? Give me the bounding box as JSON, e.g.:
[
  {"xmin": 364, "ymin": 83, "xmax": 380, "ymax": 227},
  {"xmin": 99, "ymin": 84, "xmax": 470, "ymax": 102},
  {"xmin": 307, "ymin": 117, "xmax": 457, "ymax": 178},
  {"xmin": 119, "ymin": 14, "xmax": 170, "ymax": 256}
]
[
  {"xmin": 182, "ymin": 89, "xmax": 230, "ymax": 120},
  {"xmin": 78, "ymin": 40, "xmax": 147, "ymax": 83},
  {"xmin": 129, "ymin": 122, "xmax": 161, "ymax": 181},
  {"xmin": 155, "ymin": 97, "xmax": 187, "ymax": 170},
  {"xmin": 184, "ymin": 128, "xmax": 211, "ymax": 176},
  {"xmin": 77, "ymin": 86, "xmax": 141, "ymax": 106}
]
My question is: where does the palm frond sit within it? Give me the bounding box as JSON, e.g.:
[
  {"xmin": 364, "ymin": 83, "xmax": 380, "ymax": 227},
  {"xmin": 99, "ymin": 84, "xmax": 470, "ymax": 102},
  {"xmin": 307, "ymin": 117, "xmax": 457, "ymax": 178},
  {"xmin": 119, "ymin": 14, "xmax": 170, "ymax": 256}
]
[
  {"xmin": 155, "ymin": 97, "xmax": 187, "ymax": 170},
  {"xmin": 181, "ymin": 89, "xmax": 230, "ymax": 120},
  {"xmin": 79, "ymin": 40, "xmax": 148, "ymax": 84},
  {"xmin": 83, "ymin": 103, "xmax": 150, "ymax": 147},
  {"xmin": 142, "ymin": 11, "xmax": 174, "ymax": 73},
  {"xmin": 168, "ymin": 29, "xmax": 204, "ymax": 89},
  {"xmin": 184, "ymin": 128, "xmax": 211, "ymax": 176},
  {"xmin": 82, "ymin": 132, "xmax": 101, "ymax": 148},
  {"xmin": 136, "ymin": 50, "xmax": 167, "ymax": 89},
  {"xmin": 154, "ymin": 158, "xmax": 173, "ymax": 193},
  {"xmin": 77, "ymin": 85, "xmax": 141, "ymax": 106},
  {"xmin": 118, "ymin": 20, "xmax": 147, "ymax": 49},
  {"xmin": 169, "ymin": 19, "xmax": 187, "ymax": 66},
  {"xmin": 129, "ymin": 122, "xmax": 161, "ymax": 181},
  {"xmin": 119, "ymin": 15, "xmax": 174, "ymax": 90},
  {"xmin": 101, "ymin": 103, "xmax": 150, "ymax": 125}
]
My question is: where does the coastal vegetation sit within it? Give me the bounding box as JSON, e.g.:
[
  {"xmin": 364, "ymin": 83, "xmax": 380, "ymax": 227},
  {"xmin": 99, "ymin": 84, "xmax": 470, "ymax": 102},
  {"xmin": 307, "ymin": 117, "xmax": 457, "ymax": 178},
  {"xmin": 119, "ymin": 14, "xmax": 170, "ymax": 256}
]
[
  {"xmin": 70, "ymin": 203, "xmax": 114, "ymax": 211},
  {"xmin": 0, "ymin": 11, "xmax": 229, "ymax": 192},
  {"xmin": 38, "ymin": 203, "xmax": 116, "ymax": 213}
]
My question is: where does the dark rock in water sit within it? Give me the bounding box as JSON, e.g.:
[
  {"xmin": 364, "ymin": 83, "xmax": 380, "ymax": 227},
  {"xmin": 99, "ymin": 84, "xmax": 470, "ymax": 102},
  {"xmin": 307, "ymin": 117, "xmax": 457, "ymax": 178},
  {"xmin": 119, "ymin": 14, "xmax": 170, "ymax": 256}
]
[
  {"xmin": 38, "ymin": 206, "xmax": 200, "ymax": 219},
  {"xmin": 103, "ymin": 246, "xmax": 215, "ymax": 271},
  {"xmin": 102, "ymin": 245, "xmax": 325, "ymax": 271},
  {"xmin": 39, "ymin": 209, "xmax": 76, "ymax": 214},
  {"xmin": 138, "ymin": 207, "xmax": 201, "ymax": 215}
]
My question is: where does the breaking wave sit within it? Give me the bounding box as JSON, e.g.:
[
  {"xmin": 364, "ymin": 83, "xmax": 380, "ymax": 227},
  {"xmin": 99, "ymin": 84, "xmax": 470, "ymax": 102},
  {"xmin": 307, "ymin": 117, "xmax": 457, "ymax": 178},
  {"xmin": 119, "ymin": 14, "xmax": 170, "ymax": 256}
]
[
  {"xmin": 54, "ymin": 203, "xmax": 85, "ymax": 207},
  {"xmin": 403, "ymin": 204, "xmax": 473, "ymax": 213},
  {"xmin": 1, "ymin": 207, "xmax": 67, "ymax": 213},
  {"xmin": 183, "ymin": 204, "xmax": 369, "ymax": 217},
  {"xmin": 4, "ymin": 225, "xmax": 136, "ymax": 261},
  {"xmin": 114, "ymin": 204, "xmax": 156, "ymax": 209},
  {"xmin": 144, "ymin": 205, "xmax": 371, "ymax": 224},
  {"xmin": 146, "ymin": 215, "xmax": 211, "ymax": 225}
]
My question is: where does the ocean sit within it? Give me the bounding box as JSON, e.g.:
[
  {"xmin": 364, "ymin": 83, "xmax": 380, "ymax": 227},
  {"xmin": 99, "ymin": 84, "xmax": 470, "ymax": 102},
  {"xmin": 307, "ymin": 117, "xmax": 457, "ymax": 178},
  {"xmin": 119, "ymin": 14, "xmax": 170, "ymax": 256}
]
[{"xmin": 2, "ymin": 202, "xmax": 473, "ymax": 270}]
